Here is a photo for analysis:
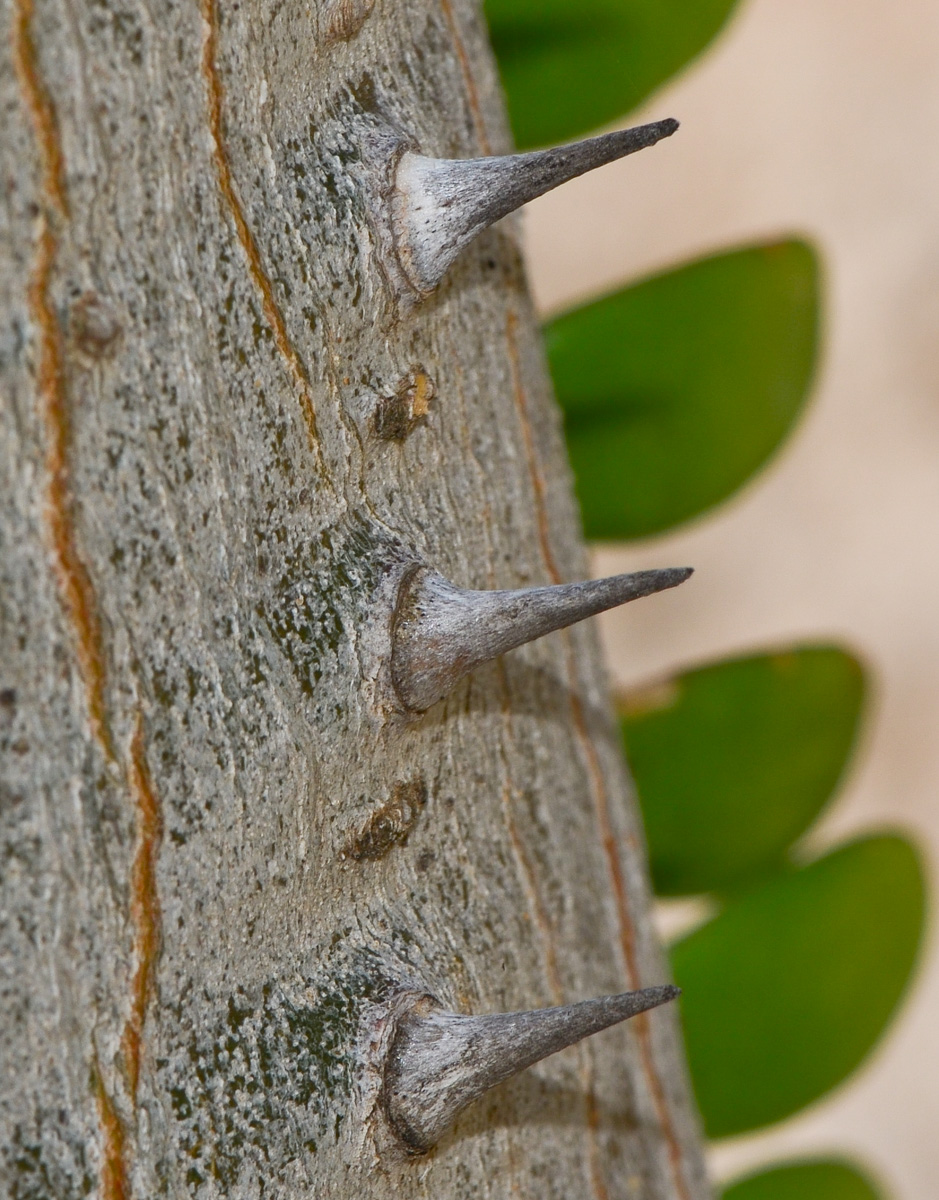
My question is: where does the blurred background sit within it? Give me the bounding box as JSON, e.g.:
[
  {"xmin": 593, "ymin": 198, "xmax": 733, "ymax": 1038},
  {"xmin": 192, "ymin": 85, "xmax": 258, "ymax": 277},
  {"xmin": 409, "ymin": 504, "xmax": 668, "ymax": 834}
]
[{"xmin": 516, "ymin": 0, "xmax": 939, "ymax": 1196}]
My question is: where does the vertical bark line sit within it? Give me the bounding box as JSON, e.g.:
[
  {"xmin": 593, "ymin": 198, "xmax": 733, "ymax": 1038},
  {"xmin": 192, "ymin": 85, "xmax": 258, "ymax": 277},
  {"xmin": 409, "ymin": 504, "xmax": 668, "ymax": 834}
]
[
  {"xmin": 12, "ymin": 0, "xmax": 115, "ymax": 762},
  {"xmin": 11, "ymin": 0, "xmax": 67, "ymax": 215},
  {"xmin": 570, "ymin": 683, "xmax": 693, "ymax": 1200},
  {"xmin": 199, "ymin": 0, "xmax": 324, "ymax": 459},
  {"xmin": 28, "ymin": 219, "xmax": 117, "ymax": 767},
  {"xmin": 438, "ymin": 0, "xmax": 492, "ymax": 154},
  {"xmin": 122, "ymin": 715, "xmax": 165, "ymax": 1102},
  {"xmin": 495, "ymin": 654, "xmax": 562, "ymax": 1003},
  {"xmin": 93, "ymin": 1056, "xmax": 130, "ymax": 1200},
  {"xmin": 12, "ymin": 7, "xmax": 166, "ymax": 1189},
  {"xmin": 505, "ymin": 308, "xmax": 693, "ymax": 1200},
  {"xmin": 582, "ymin": 1090, "xmax": 612, "ymax": 1200},
  {"xmin": 498, "ymin": 788, "xmax": 563, "ymax": 997},
  {"xmin": 495, "ymin": 670, "xmax": 610, "ymax": 1200},
  {"xmin": 503, "ymin": 309, "xmax": 616, "ymax": 1200},
  {"xmin": 504, "ymin": 310, "xmax": 563, "ymax": 582}
]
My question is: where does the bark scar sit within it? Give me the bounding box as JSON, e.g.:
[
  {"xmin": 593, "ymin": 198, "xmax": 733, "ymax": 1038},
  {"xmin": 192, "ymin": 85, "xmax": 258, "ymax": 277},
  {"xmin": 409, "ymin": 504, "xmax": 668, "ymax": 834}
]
[
  {"xmin": 505, "ymin": 310, "xmax": 691, "ymax": 1200},
  {"xmin": 200, "ymin": 0, "xmax": 322, "ymax": 456}
]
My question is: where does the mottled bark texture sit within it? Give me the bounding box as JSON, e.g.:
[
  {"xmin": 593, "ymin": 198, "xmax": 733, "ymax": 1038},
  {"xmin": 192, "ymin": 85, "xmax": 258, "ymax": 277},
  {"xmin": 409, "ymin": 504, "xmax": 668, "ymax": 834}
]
[{"xmin": 0, "ymin": 1, "xmax": 710, "ymax": 1197}]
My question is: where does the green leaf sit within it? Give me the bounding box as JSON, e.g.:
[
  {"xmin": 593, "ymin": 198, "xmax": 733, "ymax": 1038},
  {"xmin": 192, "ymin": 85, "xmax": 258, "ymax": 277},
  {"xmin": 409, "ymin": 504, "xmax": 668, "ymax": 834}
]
[
  {"xmin": 485, "ymin": 0, "xmax": 740, "ymax": 148},
  {"xmin": 721, "ymin": 1160, "xmax": 882, "ymax": 1200},
  {"xmin": 621, "ymin": 646, "xmax": 865, "ymax": 896},
  {"xmin": 672, "ymin": 835, "xmax": 925, "ymax": 1138},
  {"xmin": 547, "ymin": 240, "xmax": 820, "ymax": 540}
]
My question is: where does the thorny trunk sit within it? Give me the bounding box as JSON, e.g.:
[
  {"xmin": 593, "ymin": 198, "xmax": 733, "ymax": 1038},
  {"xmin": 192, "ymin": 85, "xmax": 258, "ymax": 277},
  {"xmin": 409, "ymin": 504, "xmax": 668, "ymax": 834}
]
[{"xmin": 0, "ymin": 0, "xmax": 710, "ymax": 1196}]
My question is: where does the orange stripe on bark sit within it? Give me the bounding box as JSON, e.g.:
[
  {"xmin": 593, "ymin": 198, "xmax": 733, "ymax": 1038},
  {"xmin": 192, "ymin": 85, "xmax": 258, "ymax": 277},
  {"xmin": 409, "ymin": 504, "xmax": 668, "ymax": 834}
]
[
  {"xmin": 14, "ymin": 0, "xmax": 116, "ymax": 764},
  {"xmin": 439, "ymin": 0, "xmax": 492, "ymax": 153},
  {"xmin": 93, "ymin": 1057, "xmax": 130, "ymax": 1200},
  {"xmin": 505, "ymin": 309, "xmax": 691, "ymax": 1200},
  {"xmin": 12, "ymin": 0, "xmax": 68, "ymax": 216},
  {"xmin": 122, "ymin": 716, "xmax": 164, "ymax": 1100},
  {"xmin": 200, "ymin": 0, "xmax": 321, "ymax": 451}
]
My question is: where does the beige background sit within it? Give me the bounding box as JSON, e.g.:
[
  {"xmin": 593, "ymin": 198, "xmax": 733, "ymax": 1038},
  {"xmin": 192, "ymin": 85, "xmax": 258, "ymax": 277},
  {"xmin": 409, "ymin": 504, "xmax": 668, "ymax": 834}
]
[{"xmin": 522, "ymin": 1, "xmax": 939, "ymax": 1196}]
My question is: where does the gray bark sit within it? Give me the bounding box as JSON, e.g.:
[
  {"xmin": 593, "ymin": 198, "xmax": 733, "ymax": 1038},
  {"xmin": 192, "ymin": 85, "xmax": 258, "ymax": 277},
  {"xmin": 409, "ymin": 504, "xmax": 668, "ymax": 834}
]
[{"xmin": 0, "ymin": 0, "xmax": 710, "ymax": 1197}]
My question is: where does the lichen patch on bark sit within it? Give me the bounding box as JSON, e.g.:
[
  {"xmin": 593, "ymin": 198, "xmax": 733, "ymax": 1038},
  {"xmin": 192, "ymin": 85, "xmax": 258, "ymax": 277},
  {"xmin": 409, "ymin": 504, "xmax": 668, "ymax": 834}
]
[{"xmin": 162, "ymin": 964, "xmax": 390, "ymax": 1188}]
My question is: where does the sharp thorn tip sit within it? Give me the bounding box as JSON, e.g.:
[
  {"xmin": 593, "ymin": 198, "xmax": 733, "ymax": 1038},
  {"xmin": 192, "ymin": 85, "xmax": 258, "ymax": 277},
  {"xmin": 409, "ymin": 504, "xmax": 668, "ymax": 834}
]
[
  {"xmin": 383, "ymin": 985, "xmax": 676, "ymax": 1151},
  {"xmin": 391, "ymin": 566, "xmax": 693, "ymax": 710},
  {"xmin": 392, "ymin": 117, "xmax": 682, "ymax": 293}
]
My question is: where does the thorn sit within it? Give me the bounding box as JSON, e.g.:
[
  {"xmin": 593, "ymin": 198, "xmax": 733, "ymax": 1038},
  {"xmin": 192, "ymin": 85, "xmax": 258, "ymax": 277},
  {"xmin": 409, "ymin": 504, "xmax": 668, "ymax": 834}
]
[
  {"xmin": 383, "ymin": 985, "xmax": 680, "ymax": 1152},
  {"xmin": 392, "ymin": 118, "xmax": 678, "ymax": 294},
  {"xmin": 391, "ymin": 565, "xmax": 692, "ymax": 711}
]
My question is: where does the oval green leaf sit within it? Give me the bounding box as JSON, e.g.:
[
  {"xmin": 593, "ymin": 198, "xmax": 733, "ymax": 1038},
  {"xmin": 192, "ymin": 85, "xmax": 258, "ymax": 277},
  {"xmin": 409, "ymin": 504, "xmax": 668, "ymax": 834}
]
[
  {"xmin": 672, "ymin": 835, "xmax": 925, "ymax": 1138},
  {"xmin": 485, "ymin": 0, "xmax": 741, "ymax": 148},
  {"xmin": 721, "ymin": 1160, "xmax": 882, "ymax": 1200},
  {"xmin": 620, "ymin": 645, "xmax": 866, "ymax": 896},
  {"xmin": 546, "ymin": 240, "xmax": 820, "ymax": 540}
]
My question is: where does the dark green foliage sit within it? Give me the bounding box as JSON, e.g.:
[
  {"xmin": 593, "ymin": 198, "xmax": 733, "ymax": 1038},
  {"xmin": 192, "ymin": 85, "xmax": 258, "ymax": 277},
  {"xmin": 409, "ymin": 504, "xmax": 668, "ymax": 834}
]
[
  {"xmin": 621, "ymin": 646, "xmax": 865, "ymax": 895},
  {"xmin": 485, "ymin": 0, "xmax": 741, "ymax": 148},
  {"xmin": 672, "ymin": 836, "xmax": 925, "ymax": 1137},
  {"xmin": 546, "ymin": 240, "xmax": 819, "ymax": 540},
  {"xmin": 721, "ymin": 1159, "xmax": 882, "ymax": 1200}
]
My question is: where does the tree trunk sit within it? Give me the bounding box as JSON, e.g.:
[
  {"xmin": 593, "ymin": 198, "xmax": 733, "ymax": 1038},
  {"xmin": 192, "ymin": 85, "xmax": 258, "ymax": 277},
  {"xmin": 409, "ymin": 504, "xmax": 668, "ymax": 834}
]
[{"xmin": 0, "ymin": 0, "xmax": 709, "ymax": 1196}]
